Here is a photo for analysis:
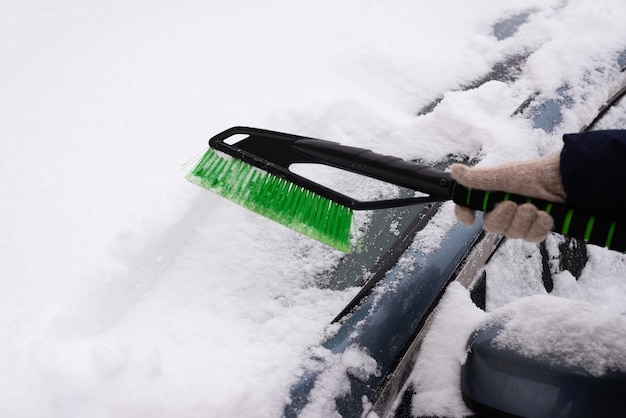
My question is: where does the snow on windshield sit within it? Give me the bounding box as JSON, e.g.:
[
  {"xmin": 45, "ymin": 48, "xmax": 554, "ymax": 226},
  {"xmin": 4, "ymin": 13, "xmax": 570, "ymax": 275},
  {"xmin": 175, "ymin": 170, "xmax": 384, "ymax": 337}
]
[{"xmin": 3, "ymin": 0, "xmax": 626, "ymax": 417}]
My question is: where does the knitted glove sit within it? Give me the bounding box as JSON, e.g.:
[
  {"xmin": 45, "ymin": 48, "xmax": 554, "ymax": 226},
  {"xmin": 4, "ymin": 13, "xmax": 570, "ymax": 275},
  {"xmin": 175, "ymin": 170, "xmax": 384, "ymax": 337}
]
[{"xmin": 451, "ymin": 152, "xmax": 567, "ymax": 243}]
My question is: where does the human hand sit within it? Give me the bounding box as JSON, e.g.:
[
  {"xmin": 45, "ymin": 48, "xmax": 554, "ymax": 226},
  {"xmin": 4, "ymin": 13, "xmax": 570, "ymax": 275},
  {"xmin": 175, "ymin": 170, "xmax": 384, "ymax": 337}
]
[{"xmin": 451, "ymin": 152, "xmax": 567, "ymax": 243}]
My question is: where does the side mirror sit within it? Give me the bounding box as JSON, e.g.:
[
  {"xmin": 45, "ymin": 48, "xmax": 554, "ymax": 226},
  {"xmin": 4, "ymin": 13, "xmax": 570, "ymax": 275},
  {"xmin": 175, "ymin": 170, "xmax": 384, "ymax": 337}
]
[{"xmin": 461, "ymin": 297, "xmax": 626, "ymax": 418}]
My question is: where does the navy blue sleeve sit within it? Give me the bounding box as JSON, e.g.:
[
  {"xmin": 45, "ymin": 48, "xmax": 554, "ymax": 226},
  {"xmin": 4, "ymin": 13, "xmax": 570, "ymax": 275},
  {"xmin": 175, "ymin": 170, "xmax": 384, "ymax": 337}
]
[{"xmin": 560, "ymin": 130, "xmax": 626, "ymax": 222}]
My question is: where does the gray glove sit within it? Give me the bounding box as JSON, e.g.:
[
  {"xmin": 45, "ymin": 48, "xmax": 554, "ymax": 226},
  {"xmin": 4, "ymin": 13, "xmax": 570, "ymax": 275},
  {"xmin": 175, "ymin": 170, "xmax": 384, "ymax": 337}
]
[{"xmin": 451, "ymin": 152, "xmax": 567, "ymax": 243}]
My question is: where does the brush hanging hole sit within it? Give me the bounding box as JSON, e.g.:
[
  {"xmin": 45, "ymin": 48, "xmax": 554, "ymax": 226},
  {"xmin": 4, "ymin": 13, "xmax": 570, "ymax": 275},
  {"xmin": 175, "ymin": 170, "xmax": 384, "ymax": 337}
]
[{"xmin": 223, "ymin": 134, "xmax": 250, "ymax": 145}]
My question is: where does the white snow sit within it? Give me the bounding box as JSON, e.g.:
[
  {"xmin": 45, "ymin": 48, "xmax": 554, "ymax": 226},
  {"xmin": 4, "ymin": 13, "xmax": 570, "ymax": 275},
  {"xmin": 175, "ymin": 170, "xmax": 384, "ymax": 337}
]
[
  {"xmin": 408, "ymin": 283, "xmax": 485, "ymax": 418},
  {"xmin": 298, "ymin": 345, "xmax": 380, "ymax": 418},
  {"xmin": 490, "ymin": 294, "xmax": 626, "ymax": 377},
  {"xmin": 4, "ymin": 0, "xmax": 626, "ymax": 417}
]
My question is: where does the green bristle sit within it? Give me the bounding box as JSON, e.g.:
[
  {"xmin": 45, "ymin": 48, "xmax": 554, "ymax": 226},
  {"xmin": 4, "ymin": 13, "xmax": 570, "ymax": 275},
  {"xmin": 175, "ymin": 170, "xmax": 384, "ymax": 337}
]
[{"xmin": 186, "ymin": 148, "xmax": 354, "ymax": 252}]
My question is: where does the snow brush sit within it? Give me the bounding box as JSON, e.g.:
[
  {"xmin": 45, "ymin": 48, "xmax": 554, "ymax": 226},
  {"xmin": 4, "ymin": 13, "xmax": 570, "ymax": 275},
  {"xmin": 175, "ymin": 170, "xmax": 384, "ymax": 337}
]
[{"xmin": 186, "ymin": 127, "xmax": 626, "ymax": 253}]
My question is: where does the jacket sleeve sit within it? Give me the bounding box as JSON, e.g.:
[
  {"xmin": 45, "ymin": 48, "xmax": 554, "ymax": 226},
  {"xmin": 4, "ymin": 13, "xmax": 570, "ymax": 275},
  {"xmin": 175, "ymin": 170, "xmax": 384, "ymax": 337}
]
[{"xmin": 560, "ymin": 130, "xmax": 626, "ymax": 222}]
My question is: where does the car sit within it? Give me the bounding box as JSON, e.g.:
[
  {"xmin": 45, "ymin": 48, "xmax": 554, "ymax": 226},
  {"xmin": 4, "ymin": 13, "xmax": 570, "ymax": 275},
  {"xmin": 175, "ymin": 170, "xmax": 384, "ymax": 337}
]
[{"xmin": 284, "ymin": 28, "xmax": 626, "ymax": 418}]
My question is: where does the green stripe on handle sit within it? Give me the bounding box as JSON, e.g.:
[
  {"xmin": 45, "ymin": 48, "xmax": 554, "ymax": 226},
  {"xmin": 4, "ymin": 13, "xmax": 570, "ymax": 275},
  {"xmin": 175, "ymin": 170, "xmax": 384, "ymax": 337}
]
[{"xmin": 451, "ymin": 181, "xmax": 626, "ymax": 253}]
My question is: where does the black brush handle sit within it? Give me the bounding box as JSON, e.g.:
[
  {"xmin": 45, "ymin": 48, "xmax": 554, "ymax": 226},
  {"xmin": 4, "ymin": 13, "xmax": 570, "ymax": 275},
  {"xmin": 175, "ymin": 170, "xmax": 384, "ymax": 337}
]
[
  {"xmin": 450, "ymin": 182, "xmax": 626, "ymax": 252},
  {"xmin": 295, "ymin": 137, "xmax": 626, "ymax": 252},
  {"xmin": 292, "ymin": 139, "xmax": 453, "ymax": 198},
  {"xmin": 213, "ymin": 127, "xmax": 454, "ymax": 201}
]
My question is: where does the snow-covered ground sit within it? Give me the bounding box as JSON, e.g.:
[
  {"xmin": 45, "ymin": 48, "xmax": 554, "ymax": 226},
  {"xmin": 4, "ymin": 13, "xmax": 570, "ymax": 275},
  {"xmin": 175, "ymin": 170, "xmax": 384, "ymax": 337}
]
[{"xmin": 3, "ymin": 1, "xmax": 626, "ymax": 417}]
